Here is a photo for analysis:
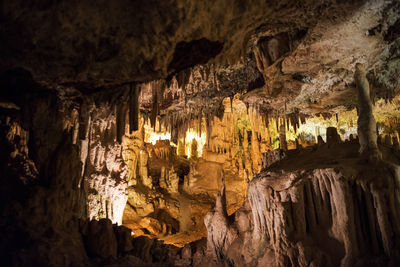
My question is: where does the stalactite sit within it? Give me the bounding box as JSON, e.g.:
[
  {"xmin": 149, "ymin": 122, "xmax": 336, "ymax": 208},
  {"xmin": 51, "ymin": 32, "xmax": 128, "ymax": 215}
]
[
  {"xmin": 289, "ymin": 114, "xmax": 298, "ymax": 133},
  {"xmin": 216, "ymin": 101, "xmax": 224, "ymax": 120},
  {"xmin": 79, "ymin": 100, "xmax": 89, "ymax": 140},
  {"xmin": 116, "ymin": 102, "xmax": 128, "ymax": 143},
  {"xmin": 129, "ymin": 83, "xmax": 140, "ymax": 133},
  {"xmin": 206, "ymin": 115, "xmax": 212, "ymax": 147},
  {"xmin": 172, "ymin": 122, "xmax": 178, "ymax": 144},
  {"xmin": 286, "ymin": 116, "xmax": 289, "ymax": 132},
  {"xmin": 199, "ymin": 115, "xmax": 202, "ymax": 137},
  {"xmin": 150, "ymin": 84, "xmax": 159, "ymax": 129}
]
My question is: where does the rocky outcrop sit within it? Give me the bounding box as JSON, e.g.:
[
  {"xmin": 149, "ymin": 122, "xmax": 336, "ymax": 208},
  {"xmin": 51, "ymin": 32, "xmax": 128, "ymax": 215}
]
[{"xmin": 198, "ymin": 142, "xmax": 400, "ymax": 266}]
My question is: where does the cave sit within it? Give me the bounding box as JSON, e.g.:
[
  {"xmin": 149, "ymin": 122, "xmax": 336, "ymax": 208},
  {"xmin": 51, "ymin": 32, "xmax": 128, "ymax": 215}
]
[{"xmin": 1, "ymin": 1, "xmax": 400, "ymax": 267}]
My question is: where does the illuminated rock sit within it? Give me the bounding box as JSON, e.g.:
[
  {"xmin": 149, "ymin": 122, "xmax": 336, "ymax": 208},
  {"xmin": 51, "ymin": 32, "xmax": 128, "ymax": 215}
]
[
  {"xmin": 82, "ymin": 102, "xmax": 128, "ymax": 225},
  {"xmin": 125, "ymin": 190, "xmax": 155, "ymax": 218},
  {"xmin": 1, "ymin": 1, "xmax": 400, "ymax": 265},
  {"xmin": 140, "ymin": 217, "xmax": 164, "ymax": 236},
  {"xmin": 160, "ymin": 167, "xmax": 179, "ymax": 194},
  {"xmin": 204, "ymin": 172, "xmax": 231, "ymax": 263},
  {"xmin": 139, "ymin": 149, "xmax": 152, "ymax": 188},
  {"xmin": 201, "ymin": 143, "xmax": 400, "ymax": 266},
  {"xmin": 354, "ymin": 63, "xmax": 381, "ymax": 160}
]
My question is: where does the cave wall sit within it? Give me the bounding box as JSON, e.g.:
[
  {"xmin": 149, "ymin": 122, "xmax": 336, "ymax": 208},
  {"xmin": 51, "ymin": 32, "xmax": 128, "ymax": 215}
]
[
  {"xmin": 0, "ymin": 73, "xmax": 137, "ymax": 264},
  {"xmin": 0, "ymin": 77, "xmax": 88, "ymax": 265}
]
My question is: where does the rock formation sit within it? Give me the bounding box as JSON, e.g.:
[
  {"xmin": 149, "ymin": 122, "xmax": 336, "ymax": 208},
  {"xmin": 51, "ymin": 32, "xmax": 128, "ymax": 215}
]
[
  {"xmin": 198, "ymin": 141, "xmax": 400, "ymax": 267},
  {"xmin": 354, "ymin": 63, "xmax": 382, "ymax": 161},
  {"xmin": 1, "ymin": 0, "xmax": 400, "ymax": 266}
]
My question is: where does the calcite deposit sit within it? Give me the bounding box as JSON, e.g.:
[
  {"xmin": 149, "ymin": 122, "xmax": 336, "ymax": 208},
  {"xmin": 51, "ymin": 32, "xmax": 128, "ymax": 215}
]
[{"xmin": 1, "ymin": 0, "xmax": 400, "ymax": 266}]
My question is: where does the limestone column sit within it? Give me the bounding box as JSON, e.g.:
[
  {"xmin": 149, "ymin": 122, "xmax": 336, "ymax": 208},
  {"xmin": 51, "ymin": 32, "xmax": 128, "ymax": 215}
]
[{"xmin": 354, "ymin": 63, "xmax": 381, "ymax": 160}]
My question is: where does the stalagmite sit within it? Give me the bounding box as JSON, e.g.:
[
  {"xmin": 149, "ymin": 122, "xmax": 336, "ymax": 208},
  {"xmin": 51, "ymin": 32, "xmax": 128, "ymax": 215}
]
[
  {"xmin": 354, "ymin": 63, "xmax": 381, "ymax": 160},
  {"xmin": 317, "ymin": 135, "xmax": 325, "ymax": 147},
  {"xmin": 204, "ymin": 171, "xmax": 230, "ymax": 263},
  {"xmin": 349, "ymin": 134, "xmax": 355, "ymax": 142},
  {"xmin": 326, "ymin": 127, "xmax": 340, "ymax": 147},
  {"xmin": 150, "ymin": 82, "xmax": 164, "ymax": 129},
  {"xmin": 198, "ymin": 116, "xmax": 202, "ymax": 137},
  {"xmin": 206, "ymin": 115, "xmax": 212, "ymax": 147}
]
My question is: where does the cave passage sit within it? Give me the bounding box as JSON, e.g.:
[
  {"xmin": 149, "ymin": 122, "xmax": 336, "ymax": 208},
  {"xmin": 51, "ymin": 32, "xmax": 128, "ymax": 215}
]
[{"xmin": 1, "ymin": 1, "xmax": 400, "ymax": 266}]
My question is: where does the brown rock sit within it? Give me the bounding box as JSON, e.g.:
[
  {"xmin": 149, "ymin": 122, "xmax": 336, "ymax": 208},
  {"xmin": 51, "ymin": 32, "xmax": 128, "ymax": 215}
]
[
  {"xmin": 85, "ymin": 219, "xmax": 118, "ymax": 259},
  {"xmin": 326, "ymin": 127, "xmax": 340, "ymax": 147},
  {"xmin": 354, "ymin": 63, "xmax": 381, "ymax": 160},
  {"xmin": 114, "ymin": 225, "xmax": 133, "ymax": 253}
]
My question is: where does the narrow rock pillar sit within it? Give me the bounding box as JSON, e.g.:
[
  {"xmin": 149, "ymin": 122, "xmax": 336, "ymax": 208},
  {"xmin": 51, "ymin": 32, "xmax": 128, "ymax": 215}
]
[
  {"xmin": 279, "ymin": 124, "xmax": 288, "ymax": 151},
  {"xmin": 354, "ymin": 63, "xmax": 381, "ymax": 160}
]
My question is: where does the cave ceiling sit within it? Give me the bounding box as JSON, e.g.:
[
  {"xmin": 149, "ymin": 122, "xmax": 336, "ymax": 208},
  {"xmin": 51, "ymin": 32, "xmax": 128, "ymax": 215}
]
[{"xmin": 1, "ymin": 0, "xmax": 399, "ymax": 117}]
